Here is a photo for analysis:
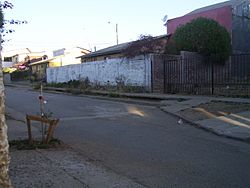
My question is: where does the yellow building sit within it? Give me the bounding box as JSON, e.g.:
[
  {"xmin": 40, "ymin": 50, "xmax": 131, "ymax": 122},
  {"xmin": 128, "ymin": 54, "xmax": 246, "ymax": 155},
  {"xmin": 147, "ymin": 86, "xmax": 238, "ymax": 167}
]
[{"xmin": 30, "ymin": 47, "xmax": 90, "ymax": 81}]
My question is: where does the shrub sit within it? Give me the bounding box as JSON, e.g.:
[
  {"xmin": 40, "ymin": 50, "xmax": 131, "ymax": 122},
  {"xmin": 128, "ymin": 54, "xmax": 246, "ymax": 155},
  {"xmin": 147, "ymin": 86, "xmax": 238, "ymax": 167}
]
[
  {"xmin": 169, "ymin": 17, "xmax": 231, "ymax": 63},
  {"xmin": 10, "ymin": 70, "xmax": 30, "ymax": 81}
]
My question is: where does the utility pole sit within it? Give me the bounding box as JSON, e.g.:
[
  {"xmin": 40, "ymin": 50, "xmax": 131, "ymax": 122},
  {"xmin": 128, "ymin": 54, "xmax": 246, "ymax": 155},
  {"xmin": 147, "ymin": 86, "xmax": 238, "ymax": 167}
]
[
  {"xmin": 108, "ymin": 21, "xmax": 119, "ymax": 45},
  {"xmin": 116, "ymin": 23, "xmax": 118, "ymax": 45}
]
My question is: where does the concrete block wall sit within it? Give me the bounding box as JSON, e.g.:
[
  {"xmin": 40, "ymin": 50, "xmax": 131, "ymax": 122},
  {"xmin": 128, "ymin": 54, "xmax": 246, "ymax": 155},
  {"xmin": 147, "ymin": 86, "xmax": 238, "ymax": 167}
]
[{"xmin": 47, "ymin": 55, "xmax": 152, "ymax": 91}]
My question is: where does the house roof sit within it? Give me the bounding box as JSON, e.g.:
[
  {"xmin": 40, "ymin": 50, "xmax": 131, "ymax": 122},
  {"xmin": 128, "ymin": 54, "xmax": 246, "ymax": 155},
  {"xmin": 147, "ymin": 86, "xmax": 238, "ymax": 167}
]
[
  {"xmin": 2, "ymin": 48, "xmax": 31, "ymax": 57},
  {"xmin": 77, "ymin": 34, "xmax": 168, "ymax": 59},
  {"xmin": 64, "ymin": 46, "xmax": 91, "ymax": 56},
  {"xmin": 29, "ymin": 58, "xmax": 55, "ymax": 66},
  {"xmin": 185, "ymin": 0, "xmax": 243, "ymax": 16},
  {"xmin": 74, "ymin": 46, "xmax": 91, "ymax": 52},
  {"xmin": 77, "ymin": 42, "xmax": 131, "ymax": 59}
]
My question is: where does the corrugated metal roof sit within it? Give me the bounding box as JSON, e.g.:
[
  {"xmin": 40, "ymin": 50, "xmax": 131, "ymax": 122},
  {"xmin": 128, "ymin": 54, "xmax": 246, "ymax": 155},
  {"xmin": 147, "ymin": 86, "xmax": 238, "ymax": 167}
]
[
  {"xmin": 77, "ymin": 42, "xmax": 131, "ymax": 59},
  {"xmin": 186, "ymin": 0, "xmax": 245, "ymax": 16},
  {"xmin": 29, "ymin": 58, "xmax": 55, "ymax": 66},
  {"xmin": 77, "ymin": 34, "xmax": 169, "ymax": 59}
]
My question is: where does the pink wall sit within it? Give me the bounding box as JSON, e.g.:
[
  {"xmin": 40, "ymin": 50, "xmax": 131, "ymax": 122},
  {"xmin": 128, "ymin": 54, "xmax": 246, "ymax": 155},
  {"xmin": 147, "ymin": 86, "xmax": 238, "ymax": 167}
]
[{"xmin": 167, "ymin": 6, "xmax": 232, "ymax": 34}]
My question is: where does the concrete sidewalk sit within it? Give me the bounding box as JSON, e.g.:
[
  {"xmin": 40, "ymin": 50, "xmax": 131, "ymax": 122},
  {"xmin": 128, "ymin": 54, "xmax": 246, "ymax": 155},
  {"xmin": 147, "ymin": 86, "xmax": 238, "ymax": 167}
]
[
  {"xmin": 160, "ymin": 97, "xmax": 250, "ymax": 142},
  {"xmin": 6, "ymin": 82, "xmax": 250, "ymax": 142},
  {"xmin": 7, "ymin": 112, "xmax": 145, "ymax": 188}
]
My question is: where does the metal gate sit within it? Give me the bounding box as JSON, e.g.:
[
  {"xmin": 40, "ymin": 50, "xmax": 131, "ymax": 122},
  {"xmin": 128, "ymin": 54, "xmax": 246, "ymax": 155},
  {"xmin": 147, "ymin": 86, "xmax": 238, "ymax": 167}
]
[{"xmin": 163, "ymin": 54, "xmax": 250, "ymax": 97}]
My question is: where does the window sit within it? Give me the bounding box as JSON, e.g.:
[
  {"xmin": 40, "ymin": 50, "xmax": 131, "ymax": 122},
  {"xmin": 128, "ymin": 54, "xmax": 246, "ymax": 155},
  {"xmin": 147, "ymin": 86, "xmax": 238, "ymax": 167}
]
[{"xmin": 4, "ymin": 57, "xmax": 12, "ymax": 62}]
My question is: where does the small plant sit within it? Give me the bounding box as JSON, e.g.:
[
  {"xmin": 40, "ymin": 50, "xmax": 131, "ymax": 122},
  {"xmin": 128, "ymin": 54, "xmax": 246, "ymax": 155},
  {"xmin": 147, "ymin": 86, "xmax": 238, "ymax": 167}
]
[
  {"xmin": 37, "ymin": 82, "xmax": 59, "ymax": 143},
  {"xmin": 115, "ymin": 75, "xmax": 126, "ymax": 91},
  {"xmin": 83, "ymin": 89, "xmax": 92, "ymax": 95},
  {"xmin": 68, "ymin": 80, "xmax": 80, "ymax": 88},
  {"xmin": 92, "ymin": 80, "xmax": 102, "ymax": 90},
  {"xmin": 43, "ymin": 110, "xmax": 53, "ymax": 119},
  {"xmin": 9, "ymin": 138, "xmax": 61, "ymax": 150},
  {"xmin": 10, "ymin": 70, "xmax": 30, "ymax": 81},
  {"xmin": 108, "ymin": 92, "xmax": 120, "ymax": 98},
  {"xmin": 79, "ymin": 77, "xmax": 90, "ymax": 90},
  {"xmin": 70, "ymin": 88, "xmax": 82, "ymax": 95},
  {"xmin": 46, "ymin": 82, "xmax": 68, "ymax": 88},
  {"xmin": 121, "ymin": 84, "xmax": 147, "ymax": 93},
  {"xmin": 46, "ymin": 78, "xmax": 148, "ymax": 94}
]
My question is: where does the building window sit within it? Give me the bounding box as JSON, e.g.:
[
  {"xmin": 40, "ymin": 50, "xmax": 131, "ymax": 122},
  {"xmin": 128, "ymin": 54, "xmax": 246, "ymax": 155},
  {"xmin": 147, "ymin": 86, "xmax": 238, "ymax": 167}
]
[{"xmin": 4, "ymin": 57, "xmax": 12, "ymax": 62}]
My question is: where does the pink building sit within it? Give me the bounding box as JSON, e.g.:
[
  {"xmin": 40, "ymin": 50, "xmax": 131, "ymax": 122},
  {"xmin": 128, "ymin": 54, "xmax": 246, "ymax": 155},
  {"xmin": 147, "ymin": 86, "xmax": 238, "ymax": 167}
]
[
  {"xmin": 167, "ymin": 5, "xmax": 232, "ymax": 34},
  {"xmin": 165, "ymin": 0, "xmax": 250, "ymax": 54}
]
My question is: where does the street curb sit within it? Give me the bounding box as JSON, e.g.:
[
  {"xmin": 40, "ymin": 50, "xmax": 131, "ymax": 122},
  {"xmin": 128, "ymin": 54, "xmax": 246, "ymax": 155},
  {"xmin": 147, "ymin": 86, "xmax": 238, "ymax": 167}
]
[
  {"xmin": 43, "ymin": 87, "xmax": 188, "ymax": 101},
  {"xmin": 160, "ymin": 107, "xmax": 250, "ymax": 144},
  {"xmin": 5, "ymin": 84, "xmax": 249, "ymax": 103},
  {"xmin": 5, "ymin": 84, "xmax": 162, "ymax": 107},
  {"xmin": 42, "ymin": 88, "xmax": 161, "ymax": 107}
]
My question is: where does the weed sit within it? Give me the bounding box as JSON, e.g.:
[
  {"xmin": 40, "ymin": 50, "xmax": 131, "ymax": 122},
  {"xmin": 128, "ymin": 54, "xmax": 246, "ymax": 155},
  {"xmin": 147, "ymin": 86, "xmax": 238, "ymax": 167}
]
[
  {"xmin": 9, "ymin": 138, "xmax": 61, "ymax": 150},
  {"xmin": 46, "ymin": 78, "xmax": 148, "ymax": 94},
  {"xmin": 108, "ymin": 92, "xmax": 120, "ymax": 98}
]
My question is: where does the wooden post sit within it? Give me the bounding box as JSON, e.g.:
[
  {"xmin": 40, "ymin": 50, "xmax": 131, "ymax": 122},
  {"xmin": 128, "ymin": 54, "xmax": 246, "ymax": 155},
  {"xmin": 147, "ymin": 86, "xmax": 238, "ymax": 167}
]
[
  {"xmin": 26, "ymin": 115, "xmax": 59, "ymax": 144},
  {"xmin": 45, "ymin": 119, "xmax": 59, "ymax": 144},
  {"xmin": 26, "ymin": 115, "xmax": 33, "ymax": 144}
]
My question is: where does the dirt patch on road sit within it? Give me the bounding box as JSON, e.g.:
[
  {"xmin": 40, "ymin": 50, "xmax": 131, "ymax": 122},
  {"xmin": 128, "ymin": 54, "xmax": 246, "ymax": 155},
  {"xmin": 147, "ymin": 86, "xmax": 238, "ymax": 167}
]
[{"xmin": 178, "ymin": 101, "xmax": 250, "ymax": 122}]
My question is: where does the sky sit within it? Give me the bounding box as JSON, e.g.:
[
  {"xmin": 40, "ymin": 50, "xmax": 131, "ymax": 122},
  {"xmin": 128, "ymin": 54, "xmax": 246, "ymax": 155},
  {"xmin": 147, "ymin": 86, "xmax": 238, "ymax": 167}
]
[{"xmin": 2, "ymin": 0, "xmax": 227, "ymax": 52}]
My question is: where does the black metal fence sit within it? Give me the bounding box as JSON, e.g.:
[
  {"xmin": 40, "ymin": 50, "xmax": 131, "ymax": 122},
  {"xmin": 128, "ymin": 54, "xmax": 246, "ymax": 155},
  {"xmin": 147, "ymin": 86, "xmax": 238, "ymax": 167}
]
[{"xmin": 164, "ymin": 54, "xmax": 250, "ymax": 97}]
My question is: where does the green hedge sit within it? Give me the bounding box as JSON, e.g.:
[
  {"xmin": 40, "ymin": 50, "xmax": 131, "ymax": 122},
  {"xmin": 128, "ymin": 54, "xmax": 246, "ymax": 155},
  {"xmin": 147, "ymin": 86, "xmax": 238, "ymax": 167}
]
[
  {"xmin": 10, "ymin": 70, "xmax": 30, "ymax": 81},
  {"xmin": 168, "ymin": 17, "xmax": 231, "ymax": 63}
]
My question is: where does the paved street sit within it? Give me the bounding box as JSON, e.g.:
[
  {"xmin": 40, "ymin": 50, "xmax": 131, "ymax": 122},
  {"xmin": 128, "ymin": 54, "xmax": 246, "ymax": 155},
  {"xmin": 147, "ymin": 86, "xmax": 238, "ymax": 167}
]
[{"xmin": 5, "ymin": 86, "xmax": 250, "ymax": 188}]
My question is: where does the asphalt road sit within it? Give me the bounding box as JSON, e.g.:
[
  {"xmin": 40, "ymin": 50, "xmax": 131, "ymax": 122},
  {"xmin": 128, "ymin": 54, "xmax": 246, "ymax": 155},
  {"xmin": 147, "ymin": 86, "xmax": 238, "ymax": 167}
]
[{"xmin": 5, "ymin": 86, "xmax": 250, "ymax": 188}]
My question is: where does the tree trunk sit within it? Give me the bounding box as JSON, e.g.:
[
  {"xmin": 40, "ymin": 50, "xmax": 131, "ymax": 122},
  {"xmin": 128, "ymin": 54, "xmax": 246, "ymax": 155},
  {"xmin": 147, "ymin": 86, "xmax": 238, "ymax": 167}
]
[{"xmin": 0, "ymin": 34, "xmax": 12, "ymax": 187}]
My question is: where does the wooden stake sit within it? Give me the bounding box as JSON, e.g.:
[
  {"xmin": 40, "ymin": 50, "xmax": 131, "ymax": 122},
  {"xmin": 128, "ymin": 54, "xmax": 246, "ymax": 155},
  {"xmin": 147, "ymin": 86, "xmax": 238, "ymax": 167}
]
[{"xmin": 26, "ymin": 115, "xmax": 59, "ymax": 144}]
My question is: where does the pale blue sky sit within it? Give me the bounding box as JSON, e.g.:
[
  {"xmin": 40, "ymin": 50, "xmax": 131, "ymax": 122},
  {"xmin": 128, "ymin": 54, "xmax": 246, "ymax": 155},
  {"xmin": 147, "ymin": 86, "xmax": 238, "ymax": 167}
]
[{"xmin": 3, "ymin": 0, "xmax": 227, "ymax": 52}]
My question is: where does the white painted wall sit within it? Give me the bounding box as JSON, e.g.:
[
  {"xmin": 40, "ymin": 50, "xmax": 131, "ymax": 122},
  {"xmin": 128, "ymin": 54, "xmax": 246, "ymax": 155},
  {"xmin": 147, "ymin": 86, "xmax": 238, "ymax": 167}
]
[
  {"xmin": 47, "ymin": 55, "xmax": 152, "ymax": 91},
  {"xmin": 2, "ymin": 61, "xmax": 14, "ymax": 68}
]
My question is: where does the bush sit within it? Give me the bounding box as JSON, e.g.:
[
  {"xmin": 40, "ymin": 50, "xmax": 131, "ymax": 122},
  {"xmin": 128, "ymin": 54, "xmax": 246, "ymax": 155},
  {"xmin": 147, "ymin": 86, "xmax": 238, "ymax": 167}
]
[
  {"xmin": 169, "ymin": 17, "xmax": 231, "ymax": 63},
  {"xmin": 46, "ymin": 77, "xmax": 90, "ymax": 90},
  {"xmin": 10, "ymin": 70, "xmax": 30, "ymax": 81}
]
